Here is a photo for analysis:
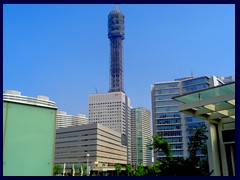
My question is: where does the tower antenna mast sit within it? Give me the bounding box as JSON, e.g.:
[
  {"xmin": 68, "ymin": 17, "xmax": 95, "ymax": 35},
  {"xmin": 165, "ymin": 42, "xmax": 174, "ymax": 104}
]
[{"xmin": 115, "ymin": 4, "xmax": 118, "ymax": 10}]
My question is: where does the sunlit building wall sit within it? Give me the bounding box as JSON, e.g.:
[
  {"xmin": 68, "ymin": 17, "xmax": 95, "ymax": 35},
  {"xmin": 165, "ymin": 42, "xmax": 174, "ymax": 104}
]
[
  {"xmin": 88, "ymin": 92, "xmax": 131, "ymax": 164},
  {"xmin": 54, "ymin": 123, "xmax": 127, "ymax": 169}
]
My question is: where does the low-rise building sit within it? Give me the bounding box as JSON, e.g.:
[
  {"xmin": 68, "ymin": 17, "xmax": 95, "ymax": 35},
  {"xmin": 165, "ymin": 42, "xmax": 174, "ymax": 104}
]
[
  {"xmin": 3, "ymin": 90, "xmax": 57, "ymax": 176},
  {"xmin": 54, "ymin": 123, "xmax": 127, "ymax": 174}
]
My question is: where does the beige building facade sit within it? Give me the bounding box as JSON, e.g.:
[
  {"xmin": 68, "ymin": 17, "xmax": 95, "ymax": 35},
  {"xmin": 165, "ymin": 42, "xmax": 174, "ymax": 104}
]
[
  {"xmin": 54, "ymin": 123, "xmax": 127, "ymax": 170},
  {"xmin": 88, "ymin": 92, "xmax": 132, "ymax": 164}
]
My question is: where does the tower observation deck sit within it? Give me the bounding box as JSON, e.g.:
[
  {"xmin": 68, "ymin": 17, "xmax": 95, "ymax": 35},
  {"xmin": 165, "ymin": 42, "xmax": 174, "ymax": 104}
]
[{"xmin": 108, "ymin": 7, "xmax": 125, "ymax": 92}]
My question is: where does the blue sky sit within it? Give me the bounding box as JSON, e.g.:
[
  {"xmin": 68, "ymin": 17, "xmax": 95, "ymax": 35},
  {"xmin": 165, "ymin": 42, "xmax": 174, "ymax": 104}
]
[{"xmin": 3, "ymin": 4, "xmax": 235, "ymax": 116}]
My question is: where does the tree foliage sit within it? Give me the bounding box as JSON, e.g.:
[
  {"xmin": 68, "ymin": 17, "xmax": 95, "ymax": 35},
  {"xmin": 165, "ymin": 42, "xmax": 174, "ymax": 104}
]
[
  {"xmin": 186, "ymin": 125, "xmax": 211, "ymax": 175},
  {"xmin": 146, "ymin": 124, "xmax": 211, "ymax": 176},
  {"xmin": 188, "ymin": 125, "xmax": 208, "ymax": 162},
  {"xmin": 133, "ymin": 164, "xmax": 145, "ymax": 176},
  {"xmin": 53, "ymin": 164, "xmax": 62, "ymax": 175},
  {"xmin": 115, "ymin": 164, "xmax": 122, "ymax": 176},
  {"xmin": 147, "ymin": 135, "xmax": 172, "ymax": 160},
  {"xmin": 125, "ymin": 164, "xmax": 132, "ymax": 176},
  {"xmin": 144, "ymin": 162, "xmax": 161, "ymax": 176}
]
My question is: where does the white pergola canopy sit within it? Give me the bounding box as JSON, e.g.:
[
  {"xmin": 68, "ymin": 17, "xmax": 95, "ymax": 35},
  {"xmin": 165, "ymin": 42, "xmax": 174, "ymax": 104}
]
[{"xmin": 173, "ymin": 82, "xmax": 235, "ymax": 124}]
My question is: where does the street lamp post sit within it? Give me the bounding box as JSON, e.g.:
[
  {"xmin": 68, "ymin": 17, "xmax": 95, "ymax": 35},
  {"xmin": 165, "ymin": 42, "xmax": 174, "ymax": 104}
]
[{"xmin": 86, "ymin": 154, "xmax": 89, "ymax": 176}]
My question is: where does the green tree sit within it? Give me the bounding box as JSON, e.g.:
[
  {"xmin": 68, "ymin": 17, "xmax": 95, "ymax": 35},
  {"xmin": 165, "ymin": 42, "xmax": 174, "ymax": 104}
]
[
  {"xmin": 147, "ymin": 135, "xmax": 172, "ymax": 160},
  {"xmin": 186, "ymin": 125, "xmax": 211, "ymax": 175},
  {"xmin": 147, "ymin": 127, "xmax": 211, "ymax": 176},
  {"xmin": 133, "ymin": 164, "xmax": 145, "ymax": 176},
  {"xmin": 53, "ymin": 164, "xmax": 62, "ymax": 175},
  {"xmin": 188, "ymin": 125, "xmax": 208, "ymax": 162},
  {"xmin": 115, "ymin": 164, "xmax": 122, "ymax": 176},
  {"xmin": 125, "ymin": 164, "xmax": 132, "ymax": 176}
]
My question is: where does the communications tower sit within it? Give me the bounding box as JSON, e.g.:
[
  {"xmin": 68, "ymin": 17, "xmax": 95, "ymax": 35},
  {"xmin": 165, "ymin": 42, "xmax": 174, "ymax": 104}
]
[{"xmin": 108, "ymin": 5, "xmax": 125, "ymax": 92}]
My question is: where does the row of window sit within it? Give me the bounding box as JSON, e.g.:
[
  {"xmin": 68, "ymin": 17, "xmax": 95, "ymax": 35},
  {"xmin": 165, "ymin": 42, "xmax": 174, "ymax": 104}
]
[
  {"xmin": 89, "ymin": 102, "xmax": 123, "ymax": 105},
  {"xmin": 55, "ymin": 154, "xmax": 125, "ymax": 161},
  {"xmin": 156, "ymin": 106, "xmax": 179, "ymax": 112},
  {"xmin": 56, "ymin": 137, "xmax": 124, "ymax": 148},
  {"xmin": 90, "ymin": 107, "xmax": 125, "ymax": 110},
  {"xmin": 182, "ymin": 77, "xmax": 208, "ymax": 87},
  {"xmin": 186, "ymin": 122, "xmax": 205, "ymax": 130},
  {"xmin": 162, "ymin": 137, "xmax": 182, "ymax": 143},
  {"xmin": 183, "ymin": 84, "xmax": 209, "ymax": 93},
  {"xmin": 155, "ymin": 100, "xmax": 179, "ymax": 107},
  {"xmin": 185, "ymin": 116, "xmax": 204, "ymax": 123},
  {"xmin": 156, "ymin": 112, "xmax": 181, "ymax": 118},
  {"xmin": 56, "ymin": 142, "xmax": 126, "ymax": 153},
  {"xmin": 154, "ymin": 83, "xmax": 179, "ymax": 89},
  {"xmin": 158, "ymin": 150, "xmax": 183, "ymax": 156},
  {"xmin": 56, "ymin": 133, "xmax": 95, "ymax": 140},
  {"xmin": 58, "ymin": 133, "xmax": 122, "ymax": 145},
  {"xmin": 155, "ymin": 94, "xmax": 179, "ymax": 101},
  {"xmin": 157, "ymin": 131, "xmax": 182, "ymax": 137},
  {"xmin": 155, "ymin": 88, "xmax": 180, "ymax": 95},
  {"xmin": 156, "ymin": 119, "xmax": 181, "ymax": 124},
  {"xmin": 157, "ymin": 125, "xmax": 181, "ymax": 130},
  {"xmin": 170, "ymin": 144, "xmax": 183, "ymax": 150},
  {"xmin": 172, "ymin": 150, "xmax": 184, "ymax": 156},
  {"xmin": 89, "ymin": 114, "xmax": 123, "ymax": 117}
]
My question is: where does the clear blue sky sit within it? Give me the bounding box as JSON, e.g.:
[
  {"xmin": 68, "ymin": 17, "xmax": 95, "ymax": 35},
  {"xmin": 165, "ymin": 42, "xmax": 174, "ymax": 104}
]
[{"xmin": 3, "ymin": 4, "xmax": 235, "ymax": 116}]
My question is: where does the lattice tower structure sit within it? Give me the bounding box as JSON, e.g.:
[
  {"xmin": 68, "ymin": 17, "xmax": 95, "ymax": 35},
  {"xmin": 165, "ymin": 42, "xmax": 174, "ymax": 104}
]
[{"xmin": 108, "ymin": 9, "xmax": 125, "ymax": 92}]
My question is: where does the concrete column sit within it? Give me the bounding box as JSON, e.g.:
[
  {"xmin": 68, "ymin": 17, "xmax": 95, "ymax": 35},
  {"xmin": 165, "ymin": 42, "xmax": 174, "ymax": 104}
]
[{"xmin": 207, "ymin": 122, "xmax": 221, "ymax": 176}]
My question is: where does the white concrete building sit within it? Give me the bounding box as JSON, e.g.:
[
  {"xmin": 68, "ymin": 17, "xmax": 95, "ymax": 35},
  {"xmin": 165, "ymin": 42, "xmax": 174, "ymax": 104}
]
[
  {"xmin": 56, "ymin": 111, "xmax": 89, "ymax": 129},
  {"xmin": 3, "ymin": 90, "xmax": 56, "ymax": 108},
  {"xmin": 88, "ymin": 91, "xmax": 131, "ymax": 164},
  {"xmin": 217, "ymin": 75, "xmax": 235, "ymax": 84}
]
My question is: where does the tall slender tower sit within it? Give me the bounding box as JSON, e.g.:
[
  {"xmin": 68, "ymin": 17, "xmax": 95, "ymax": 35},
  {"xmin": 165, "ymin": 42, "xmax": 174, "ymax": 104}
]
[
  {"xmin": 108, "ymin": 5, "xmax": 125, "ymax": 92},
  {"xmin": 89, "ymin": 6, "xmax": 132, "ymax": 164}
]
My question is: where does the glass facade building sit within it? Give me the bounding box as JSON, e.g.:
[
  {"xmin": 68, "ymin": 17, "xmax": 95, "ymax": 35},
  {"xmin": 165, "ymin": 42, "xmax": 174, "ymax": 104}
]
[
  {"xmin": 131, "ymin": 107, "xmax": 152, "ymax": 166},
  {"xmin": 151, "ymin": 76, "xmax": 225, "ymax": 161}
]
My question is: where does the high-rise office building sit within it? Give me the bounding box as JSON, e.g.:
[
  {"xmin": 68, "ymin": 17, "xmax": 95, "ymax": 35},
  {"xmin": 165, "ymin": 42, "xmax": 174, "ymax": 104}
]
[
  {"xmin": 88, "ymin": 92, "xmax": 131, "ymax": 164},
  {"xmin": 56, "ymin": 111, "xmax": 89, "ymax": 129},
  {"xmin": 131, "ymin": 107, "xmax": 152, "ymax": 166},
  {"xmin": 108, "ymin": 5, "xmax": 125, "ymax": 92},
  {"xmin": 151, "ymin": 76, "xmax": 225, "ymax": 161}
]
